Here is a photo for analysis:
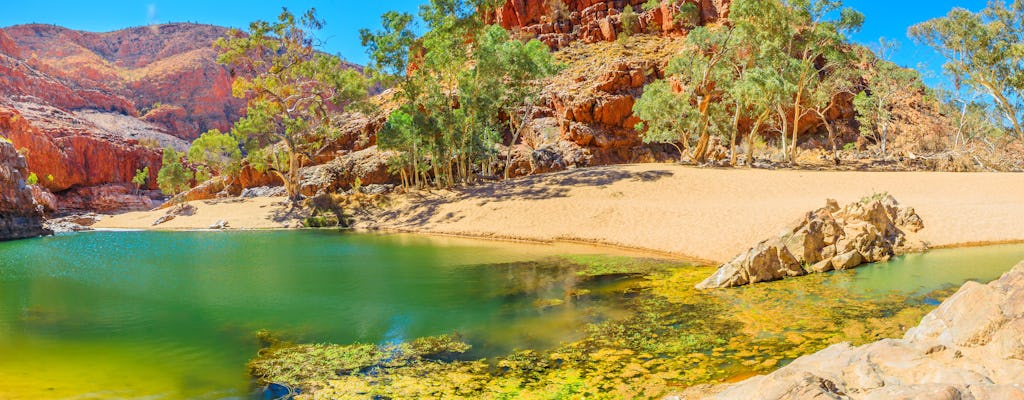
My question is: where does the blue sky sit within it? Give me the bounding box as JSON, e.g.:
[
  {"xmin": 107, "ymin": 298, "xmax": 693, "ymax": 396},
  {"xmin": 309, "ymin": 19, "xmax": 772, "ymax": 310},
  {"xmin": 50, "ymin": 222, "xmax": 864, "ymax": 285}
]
[{"xmin": 0, "ymin": 0, "xmax": 987, "ymax": 88}]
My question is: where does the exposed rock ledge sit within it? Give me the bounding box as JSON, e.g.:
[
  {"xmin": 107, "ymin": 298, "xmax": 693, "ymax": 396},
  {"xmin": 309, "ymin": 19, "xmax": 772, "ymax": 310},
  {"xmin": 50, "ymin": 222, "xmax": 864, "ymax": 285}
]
[
  {"xmin": 697, "ymin": 195, "xmax": 924, "ymax": 289},
  {"xmin": 0, "ymin": 140, "xmax": 50, "ymax": 240},
  {"xmin": 676, "ymin": 260, "xmax": 1024, "ymax": 399}
]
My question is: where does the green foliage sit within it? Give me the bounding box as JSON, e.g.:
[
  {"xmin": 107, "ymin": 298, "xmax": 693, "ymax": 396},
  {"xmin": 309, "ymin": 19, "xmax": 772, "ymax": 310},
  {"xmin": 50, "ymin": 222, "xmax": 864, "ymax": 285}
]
[
  {"xmin": 132, "ymin": 167, "xmax": 149, "ymax": 191},
  {"xmin": 26, "ymin": 172, "xmax": 38, "ymax": 185},
  {"xmin": 633, "ymin": 80, "xmax": 696, "ymax": 158},
  {"xmin": 853, "ymin": 47, "xmax": 921, "ymax": 155},
  {"xmin": 217, "ymin": 8, "xmax": 369, "ymax": 200},
  {"xmin": 620, "ymin": 5, "xmax": 639, "ymax": 39},
  {"xmin": 675, "ymin": 2, "xmax": 700, "ymax": 28},
  {"xmin": 634, "ymin": 0, "xmax": 864, "ymax": 164},
  {"xmin": 188, "ymin": 129, "xmax": 242, "ymax": 181},
  {"xmin": 911, "ymin": 1, "xmax": 1024, "ymax": 140},
  {"xmin": 363, "ymin": 2, "xmax": 558, "ymax": 188},
  {"xmin": 156, "ymin": 147, "xmax": 194, "ymax": 197}
]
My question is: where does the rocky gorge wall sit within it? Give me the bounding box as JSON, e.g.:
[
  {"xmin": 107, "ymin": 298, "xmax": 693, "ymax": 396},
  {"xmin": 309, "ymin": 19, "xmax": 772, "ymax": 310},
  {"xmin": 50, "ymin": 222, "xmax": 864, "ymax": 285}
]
[
  {"xmin": 0, "ymin": 140, "xmax": 50, "ymax": 240},
  {"xmin": 0, "ymin": 24, "xmax": 254, "ymax": 211}
]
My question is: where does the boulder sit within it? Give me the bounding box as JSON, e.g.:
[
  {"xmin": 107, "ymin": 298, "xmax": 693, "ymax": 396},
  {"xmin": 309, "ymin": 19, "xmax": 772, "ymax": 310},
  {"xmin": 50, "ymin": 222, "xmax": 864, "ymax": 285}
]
[
  {"xmin": 678, "ymin": 261, "xmax": 1024, "ymax": 399},
  {"xmin": 298, "ymin": 146, "xmax": 398, "ymax": 197},
  {"xmin": 697, "ymin": 195, "xmax": 925, "ymax": 289}
]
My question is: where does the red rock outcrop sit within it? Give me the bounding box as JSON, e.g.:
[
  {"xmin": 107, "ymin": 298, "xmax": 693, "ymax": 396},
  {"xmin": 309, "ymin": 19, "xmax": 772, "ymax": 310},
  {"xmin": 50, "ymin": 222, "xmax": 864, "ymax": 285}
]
[
  {"xmin": 0, "ymin": 140, "xmax": 50, "ymax": 240},
  {"xmin": 485, "ymin": 0, "xmax": 731, "ymax": 50},
  {"xmin": 0, "ymin": 23, "xmax": 255, "ymax": 211},
  {"xmin": 2, "ymin": 23, "xmax": 248, "ymax": 140}
]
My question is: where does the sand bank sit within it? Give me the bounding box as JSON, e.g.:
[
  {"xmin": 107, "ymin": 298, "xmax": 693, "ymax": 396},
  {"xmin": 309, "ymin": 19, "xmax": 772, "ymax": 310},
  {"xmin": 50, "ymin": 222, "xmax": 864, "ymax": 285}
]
[
  {"xmin": 95, "ymin": 165, "xmax": 1024, "ymax": 263},
  {"xmin": 371, "ymin": 164, "xmax": 1024, "ymax": 263}
]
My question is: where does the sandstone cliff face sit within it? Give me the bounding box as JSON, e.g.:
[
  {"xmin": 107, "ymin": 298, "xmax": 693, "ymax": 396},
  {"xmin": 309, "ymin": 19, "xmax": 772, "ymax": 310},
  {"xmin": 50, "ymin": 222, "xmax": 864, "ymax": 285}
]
[
  {"xmin": 3, "ymin": 23, "xmax": 247, "ymax": 139},
  {"xmin": 0, "ymin": 140, "xmax": 50, "ymax": 240},
  {"xmin": 678, "ymin": 260, "xmax": 1024, "ymax": 399},
  {"xmin": 485, "ymin": 0, "xmax": 731, "ymax": 50},
  {"xmin": 0, "ymin": 23, "xmax": 249, "ymax": 211}
]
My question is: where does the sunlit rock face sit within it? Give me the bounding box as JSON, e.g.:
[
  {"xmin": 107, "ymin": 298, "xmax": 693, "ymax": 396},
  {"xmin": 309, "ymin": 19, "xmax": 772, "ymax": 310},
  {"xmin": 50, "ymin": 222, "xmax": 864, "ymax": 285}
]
[
  {"xmin": 0, "ymin": 23, "xmax": 243, "ymax": 210},
  {"xmin": 0, "ymin": 140, "xmax": 50, "ymax": 240},
  {"xmin": 679, "ymin": 260, "xmax": 1024, "ymax": 399}
]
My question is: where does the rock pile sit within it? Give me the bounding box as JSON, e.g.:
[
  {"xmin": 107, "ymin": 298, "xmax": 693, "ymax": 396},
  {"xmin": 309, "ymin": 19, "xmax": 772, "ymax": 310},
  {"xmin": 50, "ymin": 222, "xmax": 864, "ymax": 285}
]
[
  {"xmin": 678, "ymin": 260, "xmax": 1024, "ymax": 399},
  {"xmin": 697, "ymin": 195, "xmax": 925, "ymax": 289}
]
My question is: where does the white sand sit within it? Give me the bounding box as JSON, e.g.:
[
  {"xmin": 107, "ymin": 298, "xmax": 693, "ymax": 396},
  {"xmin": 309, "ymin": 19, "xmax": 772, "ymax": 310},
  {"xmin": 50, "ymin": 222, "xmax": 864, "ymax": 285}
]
[
  {"xmin": 94, "ymin": 165, "xmax": 1024, "ymax": 263},
  {"xmin": 94, "ymin": 197, "xmax": 305, "ymax": 230},
  {"xmin": 372, "ymin": 164, "xmax": 1024, "ymax": 263}
]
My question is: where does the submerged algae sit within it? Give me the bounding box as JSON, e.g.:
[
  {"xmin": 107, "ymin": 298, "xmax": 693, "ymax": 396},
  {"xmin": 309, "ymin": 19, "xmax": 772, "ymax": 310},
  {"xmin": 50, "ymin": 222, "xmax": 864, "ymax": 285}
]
[{"xmin": 249, "ymin": 256, "xmax": 954, "ymax": 399}]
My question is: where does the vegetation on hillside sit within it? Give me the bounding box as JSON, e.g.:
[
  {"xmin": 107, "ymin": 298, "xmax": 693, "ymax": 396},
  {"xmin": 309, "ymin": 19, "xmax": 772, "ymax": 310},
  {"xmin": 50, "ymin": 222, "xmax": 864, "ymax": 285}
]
[
  {"xmin": 153, "ymin": 0, "xmax": 1023, "ymax": 199},
  {"xmin": 362, "ymin": 0, "xmax": 559, "ymax": 188}
]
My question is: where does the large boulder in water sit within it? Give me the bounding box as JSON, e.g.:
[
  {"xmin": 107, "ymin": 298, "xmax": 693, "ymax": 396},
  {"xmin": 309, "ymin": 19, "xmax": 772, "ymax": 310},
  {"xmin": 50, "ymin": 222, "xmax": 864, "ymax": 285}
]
[
  {"xmin": 676, "ymin": 260, "xmax": 1024, "ymax": 399},
  {"xmin": 0, "ymin": 140, "xmax": 51, "ymax": 240},
  {"xmin": 697, "ymin": 195, "xmax": 925, "ymax": 289}
]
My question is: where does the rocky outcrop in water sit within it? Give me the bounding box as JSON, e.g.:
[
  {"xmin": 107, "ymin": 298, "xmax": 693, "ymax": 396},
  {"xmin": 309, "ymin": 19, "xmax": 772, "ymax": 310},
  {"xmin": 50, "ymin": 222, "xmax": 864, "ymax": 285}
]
[
  {"xmin": 0, "ymin": 140, "xmax": 51, "ymax": 240},
  {"xmin": 697, "ymin": 195, "xmax": 924, "ymax": 289},
  {"xmin": 678, "ymin": 260, "xmax": 1024, "ymax": 399}
]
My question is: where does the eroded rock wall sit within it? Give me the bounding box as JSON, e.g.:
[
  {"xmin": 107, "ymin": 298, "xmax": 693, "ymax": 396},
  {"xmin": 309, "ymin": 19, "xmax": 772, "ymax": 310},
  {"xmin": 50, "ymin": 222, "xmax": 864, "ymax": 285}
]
[{"xmin": 0, "ymin": 140, "xmax": 50, "ymax": 240}]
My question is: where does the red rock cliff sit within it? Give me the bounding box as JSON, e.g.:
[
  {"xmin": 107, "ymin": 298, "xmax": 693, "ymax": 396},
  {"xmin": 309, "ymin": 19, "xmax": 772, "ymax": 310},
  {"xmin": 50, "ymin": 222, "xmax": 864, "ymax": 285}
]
[
  {"xmin": 484, "ymin": 0, "xmax": 731, "ymax": 49},
  {"xmin": 0, "ymin": 140, "xmax": 50, "ymax": 240}
]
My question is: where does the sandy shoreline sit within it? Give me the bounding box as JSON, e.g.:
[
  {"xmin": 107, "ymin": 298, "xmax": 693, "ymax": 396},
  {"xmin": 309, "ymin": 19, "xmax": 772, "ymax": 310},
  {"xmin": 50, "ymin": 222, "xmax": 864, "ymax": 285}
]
[{"xmin": 96, "ymin": 164, "xmax": 1024, "ymax": 263}]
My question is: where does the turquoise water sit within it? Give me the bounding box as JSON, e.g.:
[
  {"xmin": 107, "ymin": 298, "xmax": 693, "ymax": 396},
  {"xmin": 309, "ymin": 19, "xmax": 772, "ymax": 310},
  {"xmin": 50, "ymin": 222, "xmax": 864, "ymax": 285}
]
[
  {"xmin": 0, "ymin": 231, "xmax": 1021, "ymax": 399},
  {"xmin": 827, "ymin": 243, "xmax": 1024, "ymax": 296},
  {"xmin": 0, "ymin": 231, "xmax": 637, "ymax": 399}
]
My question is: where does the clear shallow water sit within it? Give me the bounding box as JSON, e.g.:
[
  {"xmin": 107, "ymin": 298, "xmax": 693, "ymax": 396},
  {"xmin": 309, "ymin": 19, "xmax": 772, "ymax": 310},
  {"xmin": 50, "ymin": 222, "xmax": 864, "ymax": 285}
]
[
  {"xmin": 0, "ymin": 231, "xmax": 637, "ymax": 399},
  {"xmin": 0, "ymin": 231, "xmax": 1021, "ymax": 399},
  {"xmin": 826, "ymin": 243, "xmax": 1024, "ymax": 297}
]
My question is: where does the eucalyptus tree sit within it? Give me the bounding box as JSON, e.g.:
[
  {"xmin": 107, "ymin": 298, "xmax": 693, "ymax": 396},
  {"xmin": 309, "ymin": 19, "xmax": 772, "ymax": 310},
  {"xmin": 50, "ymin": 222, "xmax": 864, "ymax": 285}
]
[
  {"xmin": 910, "ymin": 1, "xmax": 1024, "ymax": 140},
  {"xmin": 188, "ymin": 129, "xmax": 242, "ymax": 183},
  {"xmin": 634, "ymin": 24, "xmax": 738, "ymax": 163},
  {"xmin": 775, "ymin": 0, "xmax": 864, "ymax": 162},
  {"xmin": 157, "ymin": 147, "xmax": 193, "ymax": 198},
  {"xmin": 216, "ymin": 8, "xmax": 370, "ymax": 201},
  {"xmin": 853, "ymin": 40, "xmax": 921, "ymax": 156},
  {"xmin": 362, "ymin": 0, "xmax": 557, "ymax": 188}
]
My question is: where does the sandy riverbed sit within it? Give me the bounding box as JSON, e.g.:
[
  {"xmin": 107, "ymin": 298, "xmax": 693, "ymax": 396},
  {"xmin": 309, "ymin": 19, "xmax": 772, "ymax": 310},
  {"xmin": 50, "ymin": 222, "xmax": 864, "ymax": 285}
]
[{"xmin": 96, "ymin": 165, "xmax": 1024, "ymax": 263}]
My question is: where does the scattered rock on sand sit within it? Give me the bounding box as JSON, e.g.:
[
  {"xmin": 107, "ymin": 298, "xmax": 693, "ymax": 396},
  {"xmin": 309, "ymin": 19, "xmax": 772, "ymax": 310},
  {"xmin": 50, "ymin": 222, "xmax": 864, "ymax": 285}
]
[
  {"xmin": 208, "ymin": 220, "xmax": 229, "ymax": 230},
  {"xmin": 152, "ymin": 204, "xmax": 197, "ymax": 226},
  {"xmin": 697, "ymin": 195, "xmax": 925, "ymax": 289},
  {"xmin": 44, "ymin": 213, "xmax": 103, "ymax": 233},
  {"xmin": 676, "ymin": 260, "xmax": 1024, "ymax": 399}
]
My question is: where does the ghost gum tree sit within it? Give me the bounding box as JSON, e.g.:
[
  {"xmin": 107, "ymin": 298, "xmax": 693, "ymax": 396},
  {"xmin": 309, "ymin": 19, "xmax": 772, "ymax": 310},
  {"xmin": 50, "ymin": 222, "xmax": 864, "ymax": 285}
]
[
  {"xmin": 216, "ymin": 8, "xmax": 369, "ymax": 201},
  {"xmin": 361, "ymin": 0, "xmax": 558, "ymax": 188},
  {"xmin": 911, "ymin": 0, "xmax": 1024, "ymax": 141},
  {"xmin": 634, "ymin": 0, "xmax": 863, "ymax": 165}
]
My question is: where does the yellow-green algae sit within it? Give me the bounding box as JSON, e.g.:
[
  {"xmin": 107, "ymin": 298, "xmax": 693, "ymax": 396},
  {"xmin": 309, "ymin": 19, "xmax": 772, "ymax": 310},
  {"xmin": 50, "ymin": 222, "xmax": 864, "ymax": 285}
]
[{"xmin": 249, "ymin": 255, "xmax": 955, "ymax": 399}]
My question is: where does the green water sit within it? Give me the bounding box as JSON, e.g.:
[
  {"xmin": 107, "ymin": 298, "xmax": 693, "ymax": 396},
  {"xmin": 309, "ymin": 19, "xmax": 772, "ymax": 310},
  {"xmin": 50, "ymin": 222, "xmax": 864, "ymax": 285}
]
[{"xmin": 0, "ymin": 232, "xmax": 1021, "ymax": 399}]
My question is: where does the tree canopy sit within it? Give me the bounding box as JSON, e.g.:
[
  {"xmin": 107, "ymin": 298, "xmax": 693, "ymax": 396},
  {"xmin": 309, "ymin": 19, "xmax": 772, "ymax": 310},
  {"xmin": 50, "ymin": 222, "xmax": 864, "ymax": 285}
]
[
  {"xmin": 362, "ymin": 0, "xmax": 558, "ymax": 188},
  {"xmin": 910, "ymin": 1, "xmax": 1024, "ymax": 140},
  {"xmin": 216, "ymin": 8, "xmax": 369, "ymax": 200}
]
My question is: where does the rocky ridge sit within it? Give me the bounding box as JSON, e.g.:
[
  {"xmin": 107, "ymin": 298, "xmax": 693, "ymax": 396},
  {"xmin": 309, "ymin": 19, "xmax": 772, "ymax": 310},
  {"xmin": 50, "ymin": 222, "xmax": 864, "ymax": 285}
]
[
  {"xmin": 679, "ymin": 260, "xmax": 1024, "ymax": 399},
  {"xmin": 485, "ymin": 0, "xmax": 730, "ymax": 50},
  {"xmin": 0, "ymin": 140, "xmax": 50, "ymax": 240},
  {"xmin": 697, "ymin": 195, "xmax": 924, "ymax": 289}
]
